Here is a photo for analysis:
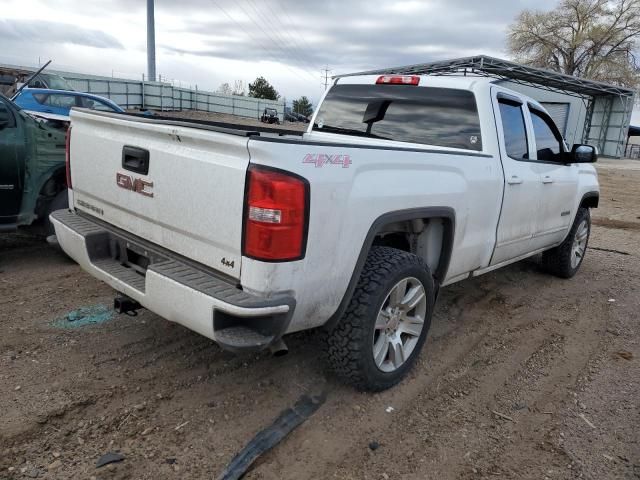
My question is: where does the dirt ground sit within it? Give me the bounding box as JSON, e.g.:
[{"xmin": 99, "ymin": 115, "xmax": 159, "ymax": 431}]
[{"xmin": 1, "ymin": 160, "xmax": 638, "ymax": 480}]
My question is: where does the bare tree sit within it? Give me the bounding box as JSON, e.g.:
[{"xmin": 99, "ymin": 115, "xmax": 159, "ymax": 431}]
[
  {"xmin": 508, "ymin": 0, "xmax": 640, "ymax": 88},
  {"xmin": 232, "ymin": 80, "xmax": 246, "ymax": 96},
  {"xmin": 216, "ymin": 82, "xmax": 233, "ymax": 96}
]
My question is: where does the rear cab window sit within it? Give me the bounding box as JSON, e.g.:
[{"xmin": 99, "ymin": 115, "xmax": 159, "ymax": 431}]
[{"xmin": 313, "ymin": 84, "xmax": 483, "ymax": 151}]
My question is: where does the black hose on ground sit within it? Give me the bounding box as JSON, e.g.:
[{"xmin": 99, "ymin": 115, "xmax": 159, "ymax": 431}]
[{"xmin": 217, "ymin": 390, "xmax": 327, "ymax": 480}]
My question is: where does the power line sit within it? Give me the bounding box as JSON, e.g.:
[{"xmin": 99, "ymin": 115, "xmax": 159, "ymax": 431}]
[
  {"xmin": 245, "ymin": 0, "xmax": 320, "ymax": 76},
  {"xmin": 206, "ymin": 0, "xmax": 315, "ymax": 85},
  {"xmin": 272, "ymin": 0, "xmax": 316, "ymax": 55},
  {"xmin": 232, "ymin": 0, "xmax": 319, "ymax": 83}
]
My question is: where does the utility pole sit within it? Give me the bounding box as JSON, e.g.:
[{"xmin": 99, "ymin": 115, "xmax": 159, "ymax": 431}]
[
  {"xmin": 322, "ymin": 65, "xmax": 332, "ymax": 90},
  {"xmin": 147, "ymin": 0, "xmax": 157, "ymax": 82}
]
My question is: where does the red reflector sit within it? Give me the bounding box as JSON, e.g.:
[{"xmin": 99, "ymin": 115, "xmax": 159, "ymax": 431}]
[
  {"xmin": 65, "ymin": 126, "xmax": 72, "ymax": 189},
  {"xmin": 376, "ymin": 75, "xmax": 420, "ymax": 85},
  {"xmin": 243, "ymin": 165, "xmax": 308, "ymax": 261}
]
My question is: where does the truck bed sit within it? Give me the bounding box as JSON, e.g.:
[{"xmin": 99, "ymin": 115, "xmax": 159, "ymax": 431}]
[{"xmin": 124, "ymin": 111, "xmax": 305, "ymax": 138}]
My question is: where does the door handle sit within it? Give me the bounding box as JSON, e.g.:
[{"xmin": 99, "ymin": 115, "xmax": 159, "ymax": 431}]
[
  {"xmin": 507, "ymin": 175, "xmax": 523, "ymax": 185},
  {"xmin": 542, "ymin": 175, "xmax": 554, "ymax": 184},
  {"xmin": 122, "ymin": 146, "xmax": 150, "ymax": 175}
]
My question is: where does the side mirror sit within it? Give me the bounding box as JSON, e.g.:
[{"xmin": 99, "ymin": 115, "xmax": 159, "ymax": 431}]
[{"xmin": 571, "ymin": 144, "xmax": 598, "ymax": 163}]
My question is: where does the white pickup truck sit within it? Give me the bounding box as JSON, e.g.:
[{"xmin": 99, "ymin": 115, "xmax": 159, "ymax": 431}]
[{"xmin": 52, "ymin": 74, "xmax": 599, "ymax": 391}]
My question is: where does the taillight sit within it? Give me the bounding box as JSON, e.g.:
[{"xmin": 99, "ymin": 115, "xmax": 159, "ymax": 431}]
[
  {"xmin": 65, "ymin": 126, "xmax": 72, "ymax": 188},
  {"xmin": 376, "ymin": 75, "xmax": 420, "ymax": 85},
  {"xmin": 243, "ymin": 165, "xmax": 309, "ymax": 261}
]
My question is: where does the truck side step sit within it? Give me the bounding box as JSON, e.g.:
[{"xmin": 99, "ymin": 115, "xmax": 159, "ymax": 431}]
[{"xmin": 215, "ymin": 326, "xmax": 275, "ymax": 351}]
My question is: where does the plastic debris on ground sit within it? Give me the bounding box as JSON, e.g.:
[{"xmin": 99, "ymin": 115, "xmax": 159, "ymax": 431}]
[{"xmin": 52, "ymin": 304, "xmax": 114, "ymax": 329}]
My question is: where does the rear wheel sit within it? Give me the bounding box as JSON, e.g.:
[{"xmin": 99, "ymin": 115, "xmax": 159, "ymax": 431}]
[
  {"xmin": 324, "ymin": 247, "xmax": 435, "ymax": 391},
  {"xmin": 541, "ymin": 207, "xmax": 590, "ymax": 278},
  {"xmin": 44, "ymin": 189, "xmax": 69, "ymax": 237}
]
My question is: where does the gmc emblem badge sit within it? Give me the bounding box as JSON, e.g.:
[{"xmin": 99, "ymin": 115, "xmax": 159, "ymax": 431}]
[{"xmin": 116, "ymin": 172, "xmax": 154, "ymax": 197}]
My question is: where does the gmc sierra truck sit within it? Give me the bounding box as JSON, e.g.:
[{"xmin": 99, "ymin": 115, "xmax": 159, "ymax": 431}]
[{"xmin": 51, "ymin": 74, "xmax": 599, "ymax": 391}]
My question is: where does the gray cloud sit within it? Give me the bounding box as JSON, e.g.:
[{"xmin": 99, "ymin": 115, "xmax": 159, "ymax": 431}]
[
  {"xmin": 156, "ymin": 0, "xmax": 559, "ymax": 76},
  {"xmin": 0, "ymin": 19, "xmax": 123, "ymax": 49},
  {"xmin": 1, "ymin": 0, "xmax": 566, "ymax": 101}
]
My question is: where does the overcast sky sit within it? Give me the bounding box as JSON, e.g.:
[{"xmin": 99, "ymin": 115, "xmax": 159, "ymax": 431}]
[{"xmin": 1, "ymin": 0, "xmax": 639, "ymax": 122}]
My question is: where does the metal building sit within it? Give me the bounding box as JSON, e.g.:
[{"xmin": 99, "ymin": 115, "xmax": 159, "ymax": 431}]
[{"xmin": 340, "ymin": 55, "xmax": 636, "ymax": 158}]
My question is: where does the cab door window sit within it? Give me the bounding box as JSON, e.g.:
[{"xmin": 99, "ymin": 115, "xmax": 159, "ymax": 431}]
[
  {"xmin": 530, "ymin": 108, "xmax": 564, "ymax": 162},
  {"xmin": 498, "ymin": 99, "xmax": 529, "ymax": 160}
]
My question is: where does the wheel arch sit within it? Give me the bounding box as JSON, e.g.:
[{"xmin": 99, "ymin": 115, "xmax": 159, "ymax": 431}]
[
  {"xmin": 579, "ymin": 191, "xmax": 599, "ymax": 209},
  {"xmin": 324, "ymin": 207, "xmax": 455, "ymax": 330},
  {"xmin": 34, "ymin": 167, "xmax": 67, "ymax": 216}
]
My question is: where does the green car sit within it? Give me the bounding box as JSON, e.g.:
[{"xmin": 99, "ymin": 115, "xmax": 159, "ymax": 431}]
[{"xmin": 0, "ymin": 93, "xmax": 67, "ymax": 235}]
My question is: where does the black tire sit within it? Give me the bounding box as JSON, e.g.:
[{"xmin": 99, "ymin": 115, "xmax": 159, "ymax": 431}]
[
  {"xmin": 541, "ymin": 207, "xmax": 591, "ymax": 278},
  {"xmin": 44, "ymin": 189, "xmax": 69, "ymax": 236},
  {"xmin": 324, "ymin": 246, "xmax": 435, "ymax": 391}
]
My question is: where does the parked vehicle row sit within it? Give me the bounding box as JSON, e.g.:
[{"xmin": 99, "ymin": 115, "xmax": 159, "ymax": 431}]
[
  {"xmin": 0, "ymin": 61, "xmax": 152, "ymax": 236},
  {"xmin": 13, "ymin": 88, "xmax": 125, "ymax": 123},
  {"xmin": 0, "ymin": 81, "xmax": 129, "ymax": 235},
  {"xmin": 0, "ymin": 93, "xmax": 67, "ymax": 235},
  {"xmin": 52, "ymin": 73, "xmax": 600, "ymax": 391}
]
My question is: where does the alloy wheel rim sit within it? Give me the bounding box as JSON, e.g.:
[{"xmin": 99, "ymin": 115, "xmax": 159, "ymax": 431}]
[
  {"xmin": 372, "ymin": 277, "xmax": 427, "ymax": 373},
  {"xmin": 571, "ymin": 219, "xmax": 589, "ymax": 269}
]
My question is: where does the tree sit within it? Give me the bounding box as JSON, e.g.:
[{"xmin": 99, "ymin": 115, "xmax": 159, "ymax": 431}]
[
  {"xmin": 216, "ymin": 82, "xmax": 233, "ymax": 96},
  {"xmin": 508, "ymin": 0, "xmax": 640, "ymax": 88},
  {"xmin": 292, "ymin": 96, "xmax": 313, "ymax": 116},
  {"xmin": 232, "ymin": 80, "xmax": 246, "ymax": 96},
  {"xmin": 248, "ymin": 76, "xmax": 280, "ymax": 100}
]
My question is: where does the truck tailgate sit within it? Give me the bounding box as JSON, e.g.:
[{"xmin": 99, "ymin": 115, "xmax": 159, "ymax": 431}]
[{"xmin": 68, "ymin": 110, "xmax": 250, "ymax": 279}]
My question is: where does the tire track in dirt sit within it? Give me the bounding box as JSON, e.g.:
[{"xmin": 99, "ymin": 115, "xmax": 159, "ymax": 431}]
[{"xmin": 252, "ymin": 254, "xmax": 623, "ymax": 479}]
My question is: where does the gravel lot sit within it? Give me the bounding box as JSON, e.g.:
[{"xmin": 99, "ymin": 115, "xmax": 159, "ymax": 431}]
[{"xmin": 0, "ymin": 160, "xmax": 638, "ymax": 479}]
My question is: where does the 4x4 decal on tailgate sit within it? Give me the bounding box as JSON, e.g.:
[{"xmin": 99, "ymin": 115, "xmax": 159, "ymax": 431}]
[{"xmin": 303, "ymin": 153, "xmax": 352, "ymax": 168}]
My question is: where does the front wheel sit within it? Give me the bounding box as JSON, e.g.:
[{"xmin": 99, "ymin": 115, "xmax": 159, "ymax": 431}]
[
  {"xmin": 541, "ymin": 207, "xmax": 591, "ymax": 278},
  {"xmin": 324, "ymin": 247, "xmax": 435, "ymax": 391}
]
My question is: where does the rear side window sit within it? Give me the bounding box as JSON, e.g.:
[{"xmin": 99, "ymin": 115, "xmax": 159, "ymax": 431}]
[
  {"xmin": 498, "ymin": 100, "xmax": 529, "ymax": 160},
  {"xmin": 33, "ymin": 93, "xmax": 49, "ymax": 105},
  {"xmin": 78, "ymin": 97, "xmax": 118, "ymax": 112},
  {"xmin": 313, "ymin": 84, "xmax": 482, "ymax": 151},
  {"xmin": 34, "ymin": 94, "xmax": 77, "ymax": 109}
]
